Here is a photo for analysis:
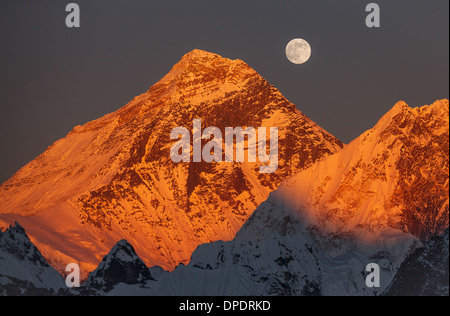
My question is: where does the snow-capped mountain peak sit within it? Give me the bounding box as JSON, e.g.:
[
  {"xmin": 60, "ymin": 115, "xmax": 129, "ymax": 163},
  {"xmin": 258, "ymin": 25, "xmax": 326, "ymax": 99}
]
[
  {"xmin": 82, "ymin": 239, "xmax": 154, "ymax": 294},
  {"xmin": 374, "ymin": 99, "xmax": 448, "ymax": 134},
  {"xmin": 152, "ymin": 49, "xmax": 261, "ymax": 106},
  {"xmin": 274, "ymin": 99, "xmax": 449, "ymax": 241},
  {"xmin": 0, "ymin": 50, "xmax": 342, "ymax": 274},
  {"xmin": 0, "ymin": 222, "xmax": 65, "ymax": 295}
]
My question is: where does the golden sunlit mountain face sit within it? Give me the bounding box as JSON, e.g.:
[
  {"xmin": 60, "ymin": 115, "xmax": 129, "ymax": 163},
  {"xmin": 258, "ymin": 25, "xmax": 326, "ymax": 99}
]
[
  {"xmin": 0, "ymin": 1, "xmax": 448, "ymax": 297},
  {"xmin": 0, "ymin": 51, "xmax": 343, "ymax": 274}
]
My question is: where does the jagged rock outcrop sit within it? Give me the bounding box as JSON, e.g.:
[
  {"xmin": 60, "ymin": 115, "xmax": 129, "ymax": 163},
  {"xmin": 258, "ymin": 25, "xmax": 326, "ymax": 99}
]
[
  {"xmin": 384, "ymin": 229, "xmax": 449, "ymax": 296},
  {"xmin": 147, "ymin": 100, "xmax": 449, "ymax": 296},
  {"xmin": 0, "ymin": 223, "xmax": 65, "ymax": 295}
]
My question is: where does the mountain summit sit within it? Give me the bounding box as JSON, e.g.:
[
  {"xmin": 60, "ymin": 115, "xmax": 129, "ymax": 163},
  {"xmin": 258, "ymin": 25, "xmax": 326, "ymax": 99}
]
[
  {"xmin": 0, "ymin": 50, "xmax": 342, "ymax": 274},
  {"xmin": 81, "ymin": 239, "xmax": 155, "ymax": 294},
  {"xmin": 0, "ymin": 222, "xmax": 65, "ymax": 295}
]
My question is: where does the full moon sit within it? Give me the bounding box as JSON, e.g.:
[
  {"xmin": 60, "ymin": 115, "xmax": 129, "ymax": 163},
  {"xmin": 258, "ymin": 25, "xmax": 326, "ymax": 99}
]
[{"xmin": 286, "ymin": 38, "xmax": 311, "ymax": 65}]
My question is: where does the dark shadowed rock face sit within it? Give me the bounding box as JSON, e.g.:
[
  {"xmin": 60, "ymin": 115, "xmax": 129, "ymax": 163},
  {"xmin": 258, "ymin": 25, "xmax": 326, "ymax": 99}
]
[
  {"xmin": 385, "ymin": 229, "xmax": 449, "ymax": 296},
  {"xmin": 384, "ymin": 102, "xmax": 450, "ymax": 241},
  {"xmin": 82, "ymin": 240, "xmax": 154, "ymax": 293}
]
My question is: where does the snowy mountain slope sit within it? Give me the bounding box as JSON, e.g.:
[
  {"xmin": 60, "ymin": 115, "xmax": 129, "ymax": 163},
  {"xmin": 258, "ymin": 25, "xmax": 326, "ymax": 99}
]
[
  {"xmin": 384, "ymin": 228, "xmax": 449, "ymax": 296},
  {"xmin": 140, "ymin": 100, "xmax": 449, "ymax": 296},
  {"xmin": 153, "ymin": 191, "xmax": 417, "ymax": 296},
  {"xmin": 0, "ymin": 49, "xmax": 342, "ymax": 275},
  {"xmin": 271, "ymin": 99, "xmax": 449, "ymax": 244},
  {"xmin": 0, "ymin": 222, "xmax": 65, "ymax": 295}
]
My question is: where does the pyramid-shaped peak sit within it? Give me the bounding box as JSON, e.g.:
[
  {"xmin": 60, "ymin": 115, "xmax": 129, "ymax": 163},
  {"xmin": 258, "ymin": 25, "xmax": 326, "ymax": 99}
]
[
  {"xmin": 174, "ymin": 49, "xmax": 250, "ymax": 70},
  {"xmin": 106, "ymin": 239, "xmax": 140, "ymax": 263},
  {"xmin": 387, "ymin": 99, "xmax": 449, "ymax": 118},
  {"xmin": 181, "ymin": 49, "xmax": 223, "ymax": 60},
  {"xmin": 361, "ymin": 98, "xmax": 449, "ymax": 148},
  {"xmin": 0, "ymin": 221, "xmax": 52, "ymax": 268},
  {"xmin": 154, "ymin": 49, "xmax": 258, "ymax": 89},
  {"xmin": 389, "ymin": 100, "xmax": 412, "ymax": 116},
  {"xmin": 371, "ymin": 101, "xmax": 413, "ymax": 131},
  {"xmin": 84, "ymin": 239, "xmax": 153, "ymax": 293}
]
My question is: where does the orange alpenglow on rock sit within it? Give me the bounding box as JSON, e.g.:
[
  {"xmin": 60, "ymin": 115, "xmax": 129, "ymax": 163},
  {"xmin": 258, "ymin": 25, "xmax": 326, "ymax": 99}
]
[{"xmin": 0, "ymin": 50, "xmax": 343, "ymax": 275}]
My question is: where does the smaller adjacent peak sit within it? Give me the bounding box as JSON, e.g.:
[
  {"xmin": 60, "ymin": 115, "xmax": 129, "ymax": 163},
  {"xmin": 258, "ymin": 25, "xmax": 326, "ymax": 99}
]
[
  {"xmin": 431, "ymin": 98, "xmax": 449, "ymax": 108},
  {"xmin": 387, "ymin": 99, "xmax": 449, "ymax": 118},
  {"xmin": 84, "ymin": 239, "xmax": 154, "ymax": 293},
  {"xmin": 365, "ymin": 98, "xmax": 449, "ymax": 145},
  {"xmin": 12, "ymin": 221, "xmax": 25, "ymax": 233},
  {"xmin": 115, "ymin": 239, "xmax": 134, "ymax": 249},
  {"xmin": 0, "ymin": 220, "xmax": 64, "ymax": 293},
  {"xmin": 419, "ymin": 99, "xmax": 449, "ymax": 116},
  {"xmin": 1, "ymin": 221, "xmax": 29, "ymax": 243},
  {"xmin": 370, "ymin": 101, "xmax": 414, "ymax": 132}
]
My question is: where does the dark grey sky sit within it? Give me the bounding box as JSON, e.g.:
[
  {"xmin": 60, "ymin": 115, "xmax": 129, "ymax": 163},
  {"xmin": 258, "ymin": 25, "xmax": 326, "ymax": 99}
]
[{"xmin": 0, "ymin": 0, "xmax": 448, "ymax": 183}]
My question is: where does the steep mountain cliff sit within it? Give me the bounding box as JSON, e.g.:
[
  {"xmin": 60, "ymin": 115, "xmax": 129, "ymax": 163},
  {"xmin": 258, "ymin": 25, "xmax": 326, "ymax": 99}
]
[
  {"xmin": 0, "ymin": 49, "xmax": 342, "ymax": 274},
  {"xmin": 147, "ymin": 100, "xmax": 449, "ymax": 296}
]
